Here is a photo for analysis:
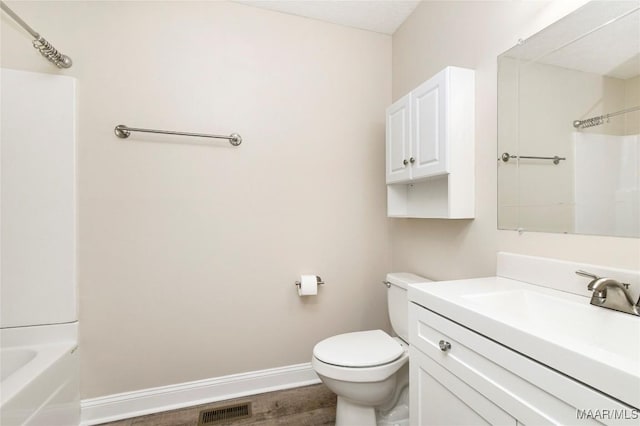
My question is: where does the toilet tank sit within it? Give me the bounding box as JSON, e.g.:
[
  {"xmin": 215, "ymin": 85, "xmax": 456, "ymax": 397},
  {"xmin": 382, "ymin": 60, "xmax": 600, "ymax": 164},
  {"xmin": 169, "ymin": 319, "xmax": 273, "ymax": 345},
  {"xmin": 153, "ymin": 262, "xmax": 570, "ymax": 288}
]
[{"xmin": 387, "ymin": 272, "xmax": 431, "ymax": 342}]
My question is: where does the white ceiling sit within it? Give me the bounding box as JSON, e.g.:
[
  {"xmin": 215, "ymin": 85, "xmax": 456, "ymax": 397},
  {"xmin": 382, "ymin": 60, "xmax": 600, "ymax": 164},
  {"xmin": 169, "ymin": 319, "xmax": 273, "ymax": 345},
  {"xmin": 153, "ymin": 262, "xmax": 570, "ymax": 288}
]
[
  {"xmin": 503, "ymin": 1, "xmax": 640, "ymax": 79},
  {"xmin": 234, "ymin": 0, "xmax": 421, "ymax": 35}
]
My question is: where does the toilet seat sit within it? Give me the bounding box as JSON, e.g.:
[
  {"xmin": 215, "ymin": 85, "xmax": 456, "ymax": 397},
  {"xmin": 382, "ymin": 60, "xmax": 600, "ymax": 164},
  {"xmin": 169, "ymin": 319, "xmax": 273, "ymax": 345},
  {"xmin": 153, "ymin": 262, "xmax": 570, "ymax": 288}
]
[
  {"xmin": 312, "ymin": 337, "xmax": 409, "ymax": 383},
  {"xmin": 314, "ymin": 330, "xmax": 403, "ymax": 368}
]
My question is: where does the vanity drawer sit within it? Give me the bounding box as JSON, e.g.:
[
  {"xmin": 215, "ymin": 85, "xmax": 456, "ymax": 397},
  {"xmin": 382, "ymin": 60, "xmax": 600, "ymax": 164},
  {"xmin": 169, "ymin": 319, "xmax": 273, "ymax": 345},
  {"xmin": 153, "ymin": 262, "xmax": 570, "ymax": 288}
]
[{"xmin": 409, "ymin": 302, "xmax": 638, "ymax": 425}]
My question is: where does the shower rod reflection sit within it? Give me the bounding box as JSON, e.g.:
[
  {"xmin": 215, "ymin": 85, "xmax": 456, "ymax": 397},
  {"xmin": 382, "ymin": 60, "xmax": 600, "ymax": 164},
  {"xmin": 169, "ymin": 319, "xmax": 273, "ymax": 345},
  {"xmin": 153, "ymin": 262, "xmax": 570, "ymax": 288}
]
[
  {"xmin": 500, "ymin": 152, "xmax": 565, "ymax": 165},
  {"xmin": 0, "ymin": 1, "xmax": 72, "ymax": 68},
  {"xmin": 114, "ymin": 124, "xmax": 243, "ymax": 146},
  {"xmin": 573, "ymin": 105, "xmax": 640, "ymax": 129}
]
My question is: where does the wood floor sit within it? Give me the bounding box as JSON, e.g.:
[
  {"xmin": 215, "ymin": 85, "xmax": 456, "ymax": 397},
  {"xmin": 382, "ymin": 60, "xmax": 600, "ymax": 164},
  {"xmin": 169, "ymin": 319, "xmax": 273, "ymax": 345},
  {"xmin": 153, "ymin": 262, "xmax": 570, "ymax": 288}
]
[{"xmin": 99, "ymin": 384, "xmax": 337, "ymax": 426}]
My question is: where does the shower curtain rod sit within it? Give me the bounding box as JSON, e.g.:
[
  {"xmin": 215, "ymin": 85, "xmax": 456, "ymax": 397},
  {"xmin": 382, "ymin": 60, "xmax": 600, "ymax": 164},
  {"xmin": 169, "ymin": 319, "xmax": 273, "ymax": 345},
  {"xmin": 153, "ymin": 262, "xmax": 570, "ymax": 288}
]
[
  {"xmin": 0, "ymin": 1, "xmax": 72, "ymax": 68},
  {"xmin": 573, "ymin": 105, "xmax": 640, "ymax": 129}
]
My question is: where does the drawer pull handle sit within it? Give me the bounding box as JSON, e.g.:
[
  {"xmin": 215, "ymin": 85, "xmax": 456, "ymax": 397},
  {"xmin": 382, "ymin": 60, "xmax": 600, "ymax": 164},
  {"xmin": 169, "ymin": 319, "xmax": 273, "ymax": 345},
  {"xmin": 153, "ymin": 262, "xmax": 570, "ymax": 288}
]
[{"xmin": 439, "ymin": 340, "xmax": 451, "ymax": 352}]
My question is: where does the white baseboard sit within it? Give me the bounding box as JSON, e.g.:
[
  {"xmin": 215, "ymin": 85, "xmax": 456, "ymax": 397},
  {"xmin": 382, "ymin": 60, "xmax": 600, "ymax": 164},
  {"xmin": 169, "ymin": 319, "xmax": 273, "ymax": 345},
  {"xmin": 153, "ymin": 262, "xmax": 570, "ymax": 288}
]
[{"xmin": 80, "ymin": 363, "xmax": 320, "ymax": 426}]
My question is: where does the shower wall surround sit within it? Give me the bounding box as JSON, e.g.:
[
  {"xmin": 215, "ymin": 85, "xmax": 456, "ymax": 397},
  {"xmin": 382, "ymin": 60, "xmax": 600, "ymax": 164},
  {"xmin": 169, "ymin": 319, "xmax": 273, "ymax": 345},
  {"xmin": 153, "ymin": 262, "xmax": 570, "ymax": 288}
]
[{"xmin": 1, "ymin": 1, "xmax": 392, "ymax": 399}]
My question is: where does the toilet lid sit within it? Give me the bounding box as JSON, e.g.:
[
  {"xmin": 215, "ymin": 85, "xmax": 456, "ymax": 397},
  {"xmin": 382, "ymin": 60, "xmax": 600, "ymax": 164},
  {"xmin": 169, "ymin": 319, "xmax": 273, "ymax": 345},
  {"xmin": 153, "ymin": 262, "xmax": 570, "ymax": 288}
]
[{"xmin": 313, "ymin": 330, "xmax": 403, "ymax": 368}]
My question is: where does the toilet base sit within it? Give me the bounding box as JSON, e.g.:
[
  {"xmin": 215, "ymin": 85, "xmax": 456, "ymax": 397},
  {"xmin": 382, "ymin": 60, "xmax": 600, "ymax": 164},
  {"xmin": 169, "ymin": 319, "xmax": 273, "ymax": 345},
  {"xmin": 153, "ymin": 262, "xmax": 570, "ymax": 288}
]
[
  {"xmin": 376, "ymin": 384, "xmax": 410, "ymax": 426},
  {"xmin": 336, "ymin": 396, "xmax": 376, "ymax": 426}
]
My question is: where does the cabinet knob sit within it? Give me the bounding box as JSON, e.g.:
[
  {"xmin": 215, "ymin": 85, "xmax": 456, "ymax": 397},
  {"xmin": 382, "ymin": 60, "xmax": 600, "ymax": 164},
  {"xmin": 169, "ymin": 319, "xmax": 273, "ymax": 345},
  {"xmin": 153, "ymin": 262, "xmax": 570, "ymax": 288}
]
[
  {"xmin": 439, "ymin": 340, "xmax": 451, "ymax": 352},
  {"xmin": 403, "ymin": 159, "xmax": 408, "ymax": 166},
  {"xmin": 410, "ymin": 157, "xmax": 415, "ymax": 164}
]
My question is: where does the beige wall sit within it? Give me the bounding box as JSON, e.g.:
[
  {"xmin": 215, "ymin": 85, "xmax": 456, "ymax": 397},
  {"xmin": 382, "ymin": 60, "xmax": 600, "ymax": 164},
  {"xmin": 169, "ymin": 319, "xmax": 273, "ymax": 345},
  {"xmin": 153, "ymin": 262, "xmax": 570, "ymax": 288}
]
[
  {"xmin": 1, "ymin": 1, "xmax": 392, "ymax": 398},
  {"xmin": 625, "ymin": 75, "xmax": 640, "ymax": 135},
  {"xmin": 391, "ymin": 0, "xmax": 640, "ymax": 281}
]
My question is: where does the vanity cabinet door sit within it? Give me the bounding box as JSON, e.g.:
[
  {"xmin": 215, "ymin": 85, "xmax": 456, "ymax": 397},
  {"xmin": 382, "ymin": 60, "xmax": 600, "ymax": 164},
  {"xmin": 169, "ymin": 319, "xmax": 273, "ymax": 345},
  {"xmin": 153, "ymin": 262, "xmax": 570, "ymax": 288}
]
[
  {"xmin": 385, "ymin": 93, "xmax": 411, "ymax": 183},
  {"xmin": 411, "ymin": 346, "xmax": 516, "ymax": 426}
]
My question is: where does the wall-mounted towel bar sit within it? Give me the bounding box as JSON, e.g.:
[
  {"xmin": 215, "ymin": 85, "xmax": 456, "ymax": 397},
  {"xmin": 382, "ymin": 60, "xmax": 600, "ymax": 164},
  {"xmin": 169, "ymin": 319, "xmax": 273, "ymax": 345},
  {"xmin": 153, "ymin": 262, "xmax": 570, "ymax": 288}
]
[
  {"xmin": 500, "ymin": 152, "xmax": 566, "ymax": 165},
  {"xmin": 114, "ymin": 124, "xmax": 242, "ymax": 146}
]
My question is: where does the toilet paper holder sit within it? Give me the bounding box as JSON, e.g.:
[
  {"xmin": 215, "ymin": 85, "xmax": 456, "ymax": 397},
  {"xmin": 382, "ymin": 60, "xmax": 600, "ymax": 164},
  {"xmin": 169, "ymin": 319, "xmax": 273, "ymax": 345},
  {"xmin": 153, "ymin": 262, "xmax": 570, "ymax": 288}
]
[{"xmin": 295, "ymin": 276, "xmax": 325, "ymax": 288}]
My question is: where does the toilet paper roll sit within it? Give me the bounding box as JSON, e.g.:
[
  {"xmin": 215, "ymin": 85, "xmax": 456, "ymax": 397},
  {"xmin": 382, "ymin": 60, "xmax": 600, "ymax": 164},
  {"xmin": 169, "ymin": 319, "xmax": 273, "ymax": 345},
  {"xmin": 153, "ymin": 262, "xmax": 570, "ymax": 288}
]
[{"xmin": 298, "ymin": 274, "xmax": 318, "ymax": 296}]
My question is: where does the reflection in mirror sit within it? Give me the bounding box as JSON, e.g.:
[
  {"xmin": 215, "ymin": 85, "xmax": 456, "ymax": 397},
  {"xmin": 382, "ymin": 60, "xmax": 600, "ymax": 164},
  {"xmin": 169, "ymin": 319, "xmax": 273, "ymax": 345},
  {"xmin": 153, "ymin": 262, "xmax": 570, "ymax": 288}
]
[{"xmin": 498, "ymin": 1, "xmax": 640, "ymax": 237}]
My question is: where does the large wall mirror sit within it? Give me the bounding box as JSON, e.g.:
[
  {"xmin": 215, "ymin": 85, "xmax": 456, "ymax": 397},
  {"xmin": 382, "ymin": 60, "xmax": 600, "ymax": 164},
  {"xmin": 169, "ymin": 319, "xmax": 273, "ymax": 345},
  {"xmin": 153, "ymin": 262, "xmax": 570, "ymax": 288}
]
[{"xmin": 498, "ymin": 1, "xmax": 639, "ymax": 237}]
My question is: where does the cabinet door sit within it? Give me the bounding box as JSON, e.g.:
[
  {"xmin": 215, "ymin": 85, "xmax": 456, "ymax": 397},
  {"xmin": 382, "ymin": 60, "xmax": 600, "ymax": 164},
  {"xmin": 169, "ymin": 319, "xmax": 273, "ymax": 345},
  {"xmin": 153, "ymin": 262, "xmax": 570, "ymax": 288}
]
[
  {"xmin": 411, "ymin": 347, "xmax": 516, "ymax": 426},
  {"xmin": 386, "ymin": 94, "xmax": 411, "ymax": 183},
  {"xmin": 411, "ymin": 69, "xmax": 449, "ymax": 179}
]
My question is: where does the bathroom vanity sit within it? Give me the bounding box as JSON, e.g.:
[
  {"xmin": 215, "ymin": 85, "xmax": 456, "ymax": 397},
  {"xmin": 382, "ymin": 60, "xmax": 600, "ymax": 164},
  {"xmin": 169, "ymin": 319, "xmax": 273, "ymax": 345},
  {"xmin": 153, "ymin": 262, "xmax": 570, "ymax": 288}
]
[{"xmin": 408, "ymin": 253, "xmax": 640, "ymax": 425}]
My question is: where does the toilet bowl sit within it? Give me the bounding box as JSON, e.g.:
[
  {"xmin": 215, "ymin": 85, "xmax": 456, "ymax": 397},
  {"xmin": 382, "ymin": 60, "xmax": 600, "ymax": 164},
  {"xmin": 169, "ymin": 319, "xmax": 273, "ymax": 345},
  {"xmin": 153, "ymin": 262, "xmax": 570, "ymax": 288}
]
[
  {"xmin": 312, "ymin": 331, "xmax": 409, "ymax": 425},
  {"xmin": 311, "ymin": 273, "xmax": 430, "ymax": 426}
]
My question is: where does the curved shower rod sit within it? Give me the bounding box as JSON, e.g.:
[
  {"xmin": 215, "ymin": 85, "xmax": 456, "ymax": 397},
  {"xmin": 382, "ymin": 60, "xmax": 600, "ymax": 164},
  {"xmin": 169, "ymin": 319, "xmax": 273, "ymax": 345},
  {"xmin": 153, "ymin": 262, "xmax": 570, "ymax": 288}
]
[
  {"xmin": 0, "ymin": 1, "xmax": 72, "ymax": 68},
  {"xmin": 573, "ymin": 105, "xmax": 640, "ymax": 129}
]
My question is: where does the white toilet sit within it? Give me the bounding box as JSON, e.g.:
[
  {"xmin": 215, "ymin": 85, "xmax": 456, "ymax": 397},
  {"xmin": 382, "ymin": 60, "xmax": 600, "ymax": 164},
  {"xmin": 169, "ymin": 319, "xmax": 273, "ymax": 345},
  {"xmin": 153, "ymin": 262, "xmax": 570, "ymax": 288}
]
[{"xmin": 312, "ymin": 273, "xmax": 430, "ymax": 426}]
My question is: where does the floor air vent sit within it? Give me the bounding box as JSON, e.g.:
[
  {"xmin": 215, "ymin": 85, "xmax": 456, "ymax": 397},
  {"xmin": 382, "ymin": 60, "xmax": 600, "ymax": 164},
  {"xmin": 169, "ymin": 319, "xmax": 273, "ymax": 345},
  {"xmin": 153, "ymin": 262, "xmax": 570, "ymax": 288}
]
[{"xmin": 198, "ymin": 402, "xmax": 252, "ymax": 425}]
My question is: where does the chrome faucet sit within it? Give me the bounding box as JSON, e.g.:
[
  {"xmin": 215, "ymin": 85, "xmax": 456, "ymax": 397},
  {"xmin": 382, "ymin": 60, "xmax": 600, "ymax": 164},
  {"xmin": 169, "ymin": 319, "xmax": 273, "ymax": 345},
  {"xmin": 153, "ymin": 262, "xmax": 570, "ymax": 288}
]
[{"xmin": 576, "ymin": 270, "xmax": 640, "ymax": 316}]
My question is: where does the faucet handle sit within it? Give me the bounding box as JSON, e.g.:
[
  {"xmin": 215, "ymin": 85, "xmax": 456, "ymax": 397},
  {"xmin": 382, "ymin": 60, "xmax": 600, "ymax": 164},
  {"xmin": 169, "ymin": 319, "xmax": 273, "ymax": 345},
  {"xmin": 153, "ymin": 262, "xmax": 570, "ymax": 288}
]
[
  {"xmin": 576, "ymin": 270, "xmax": 604, "ymax": 293},
  {"xmin": 575, "ymin": 270, "xmax": 631, "ymax": 288},
  {"xmin": 575, "ymin": 270, "xmax": 600, "ymax": 280}
]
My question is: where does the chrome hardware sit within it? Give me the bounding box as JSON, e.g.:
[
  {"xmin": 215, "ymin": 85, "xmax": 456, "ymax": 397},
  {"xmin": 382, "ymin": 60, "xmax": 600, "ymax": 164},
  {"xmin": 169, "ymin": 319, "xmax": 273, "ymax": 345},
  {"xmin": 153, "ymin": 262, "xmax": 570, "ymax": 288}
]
[
  {"xmin": 295, "ymin": 276, "xmax": 325, "ymax": 288},
  {"xmin": 575, "ymin": 270, "xmax": 639, "ymax": 316},
  {"xmin": 32, "ymin": 37, "xmax": 72, "ymax": 68},
  {"xmin": 573, "ymin": 105, "xmax": 640, "ymax": 129},
  {"xmin": 403, "ymin": 159, "xmax": 408, "ymax": 166},
  {"xmin": 575, "ymin": 270, "xmax": 599, "ymax": 280},
  {"xmin": 229, "ymin": 133, "xmax": 242, "ymax": 146},
  {"xmin": 114, "ymin": 125, "xmax": 242, "ymax": 146},
  {"xmin": 409, "ymin": 157, "xmax": 415, "ymax": 164},
  {"xmin": 438, "ymin": 340, "xmax": 451, "ymax": 352},
  {"xmin": 1, "ymin": 2, "xmax": 72, "ymax": 68},
  {"xmin": 382, "ymin": 280, "xmax": 391, "ymax": 288},
  {"xmin": 500, "ymin": 152, "xmax": 565, "ymax": 165},
  {"xmin": 114, "ymin": 125, "xmax": 131, "ymax": 139}
]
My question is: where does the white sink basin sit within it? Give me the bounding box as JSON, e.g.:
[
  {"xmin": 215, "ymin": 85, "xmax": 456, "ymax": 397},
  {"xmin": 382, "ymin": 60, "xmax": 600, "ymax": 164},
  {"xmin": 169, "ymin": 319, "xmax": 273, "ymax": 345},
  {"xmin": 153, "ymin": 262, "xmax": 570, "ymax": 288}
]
[
  {"xmin": 409, "ymin": 277, "xmax": 640, "ymax": 408},
  {"xmin": 462, "ymin": 288, "xmax": 638, "ymax": 361}
]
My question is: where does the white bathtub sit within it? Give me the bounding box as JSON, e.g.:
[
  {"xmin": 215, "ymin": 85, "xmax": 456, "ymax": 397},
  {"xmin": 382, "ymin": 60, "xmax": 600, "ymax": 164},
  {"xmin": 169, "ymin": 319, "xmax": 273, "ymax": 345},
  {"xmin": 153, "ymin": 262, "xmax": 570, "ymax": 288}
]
[{"xmin": 1, "ymin": 323, "xmax": 80, "ymax": 426}]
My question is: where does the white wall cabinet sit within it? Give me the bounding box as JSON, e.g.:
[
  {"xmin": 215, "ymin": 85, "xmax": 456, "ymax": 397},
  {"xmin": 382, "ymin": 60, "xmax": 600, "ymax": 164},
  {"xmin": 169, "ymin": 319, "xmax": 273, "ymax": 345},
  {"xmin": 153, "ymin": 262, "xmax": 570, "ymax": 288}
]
[
  {"xmin": 409, "ymin": 303, "xmax": 638, "ymax": 426},
  {"xmin": 386, "ymin": 66, "xmax": 474, "ymax": 218}
]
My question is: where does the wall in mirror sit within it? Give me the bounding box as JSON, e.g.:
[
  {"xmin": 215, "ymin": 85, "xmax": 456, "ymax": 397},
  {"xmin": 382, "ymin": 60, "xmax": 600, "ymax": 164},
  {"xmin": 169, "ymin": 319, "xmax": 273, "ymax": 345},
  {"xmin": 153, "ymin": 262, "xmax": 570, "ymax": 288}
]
[{"xmin": 498, "ymin": 0, "xmax": 639, "ymax": 237}]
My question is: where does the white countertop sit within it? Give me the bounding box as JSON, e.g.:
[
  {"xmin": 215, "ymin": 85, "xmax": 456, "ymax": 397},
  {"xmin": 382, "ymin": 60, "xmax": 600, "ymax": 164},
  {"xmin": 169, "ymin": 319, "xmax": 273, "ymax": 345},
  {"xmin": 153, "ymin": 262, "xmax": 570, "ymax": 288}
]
[{"xmin": 409, "ymin": 277, "xmax": 640, "ymax": 409}]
